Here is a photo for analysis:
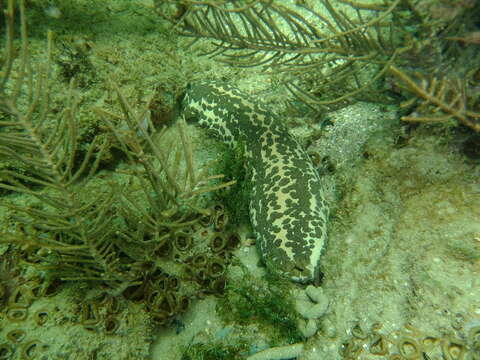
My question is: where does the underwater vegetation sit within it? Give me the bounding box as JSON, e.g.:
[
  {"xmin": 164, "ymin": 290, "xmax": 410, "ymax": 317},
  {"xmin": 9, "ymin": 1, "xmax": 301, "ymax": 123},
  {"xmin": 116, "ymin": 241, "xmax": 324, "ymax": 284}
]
[
  {"xmin": 156, "ymin": 0, "xmax": 480, "ymax": 131},
  {"xmin": 216, "ymin": 271, "xmax": 303, "ymax": 345},
  {"xmin": 213, "ymin": 140, "xmax": 252, "ymax": 227},
  {"xmin": 177, "ymin": 270, "xmax": 303, "ymax": 360},
  {"xmin": 181, "ymin": 342, "xmax": 247, "ymax": 360},
  {"xmin": 0, "ymin": 3, "xmax": 242, "ymax": 357},
  {"xmin": 0, "ymin": 0, "xmax": 479, "ymax": 359}
]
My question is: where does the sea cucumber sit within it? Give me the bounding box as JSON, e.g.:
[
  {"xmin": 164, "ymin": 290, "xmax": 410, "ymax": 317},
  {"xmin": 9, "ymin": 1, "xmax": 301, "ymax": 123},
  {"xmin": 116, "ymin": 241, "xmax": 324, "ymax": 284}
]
[{"xmin": 181, "ymin": 81, "xmax": 329, "ymax": 283}]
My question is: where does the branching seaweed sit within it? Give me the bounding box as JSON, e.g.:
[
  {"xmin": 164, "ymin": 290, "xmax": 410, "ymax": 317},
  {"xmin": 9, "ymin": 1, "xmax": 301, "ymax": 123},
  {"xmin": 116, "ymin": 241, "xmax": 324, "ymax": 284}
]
[
  {"xmin": 0, "ymin": 0, "xmax": 121, "ymax": 284},
  {"xmin": 389, "ymin": 65, "xmax": 480, "ymax": 132},
  {"xmin": 0, "ymin": 0, "xmax": 235, "ymax": 293},
  {"xmin": 156, "ymin": 0, "xmax": 409, "ymax": 106},
  {"xmin": 94, "ymin": 83, "xmax": 236, "ymax": 263},
  {"xmin": 156, "ymin": 0, "xmax": 402, "ymax": 66},
  {"xmin": 157, "ymin": 0, "xmax": 480, "ymax": 131}
]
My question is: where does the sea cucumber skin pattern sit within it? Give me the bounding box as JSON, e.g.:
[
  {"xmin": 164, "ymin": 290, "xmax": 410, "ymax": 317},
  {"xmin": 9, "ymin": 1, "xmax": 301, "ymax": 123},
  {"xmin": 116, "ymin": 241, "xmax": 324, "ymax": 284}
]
[{"xmin": 182, "ymin": 81, "xmax": 329, "ymax": 283}]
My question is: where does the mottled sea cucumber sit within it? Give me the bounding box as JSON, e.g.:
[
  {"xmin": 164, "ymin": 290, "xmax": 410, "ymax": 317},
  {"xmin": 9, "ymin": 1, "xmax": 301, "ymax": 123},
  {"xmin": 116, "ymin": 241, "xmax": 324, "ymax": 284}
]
[{"xmin": 181, "ymin": 81, "xmax": 329, "ymax": 283}]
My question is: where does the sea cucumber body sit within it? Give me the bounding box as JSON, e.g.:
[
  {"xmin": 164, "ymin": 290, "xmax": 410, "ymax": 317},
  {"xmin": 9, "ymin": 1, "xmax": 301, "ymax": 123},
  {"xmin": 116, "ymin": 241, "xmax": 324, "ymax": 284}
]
[{"xmin": 182, "ymin": 82, "xmax": 329, "ymax": 282}]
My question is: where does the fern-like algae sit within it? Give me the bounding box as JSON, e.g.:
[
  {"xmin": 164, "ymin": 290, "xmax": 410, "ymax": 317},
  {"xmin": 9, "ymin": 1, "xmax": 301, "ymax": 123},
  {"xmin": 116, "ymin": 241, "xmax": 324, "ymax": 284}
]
[
  {"xmin": 217, "ymin": 270, "xmax": 303, "ymax": 345},
  {"xmin": 389, "ymin": 65, "xmax": 480, "ymax": 132},
  {"xmin": 156, "ymin": 0, "xmax": 408, "ymax": 107},
  {"xmin": 97, "ymin": 81, "xmax": 236, "ymax": 247},
  {"xmin": 0, "ymin": 0, "xmax": 119, "ymax": 284},
  {"xmin": 157, "ymin": 0, "xmax": 480, "ymax": 131},
  {"xmin": 0, "ymin": 0, "xmax": 235, "ymax": 295},
  {"xmin": 181, "ymin": 342, "xmax": 246, "ymax": 360}
]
